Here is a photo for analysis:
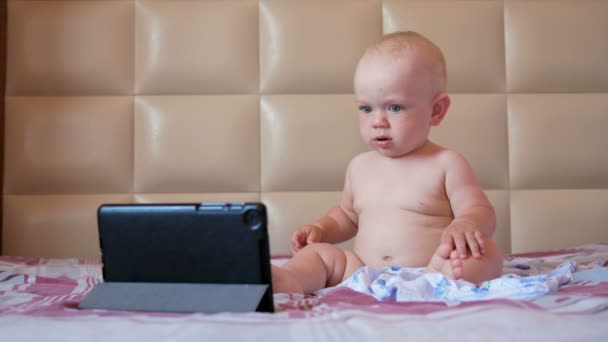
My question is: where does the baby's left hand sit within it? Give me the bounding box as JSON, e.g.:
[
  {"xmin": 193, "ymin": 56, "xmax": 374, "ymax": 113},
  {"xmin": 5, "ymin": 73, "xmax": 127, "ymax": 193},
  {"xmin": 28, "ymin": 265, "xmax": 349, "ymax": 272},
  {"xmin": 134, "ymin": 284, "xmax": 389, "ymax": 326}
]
[{"xmin": 438, "ymin": 219, "xmax": 486, "ymax": 260}]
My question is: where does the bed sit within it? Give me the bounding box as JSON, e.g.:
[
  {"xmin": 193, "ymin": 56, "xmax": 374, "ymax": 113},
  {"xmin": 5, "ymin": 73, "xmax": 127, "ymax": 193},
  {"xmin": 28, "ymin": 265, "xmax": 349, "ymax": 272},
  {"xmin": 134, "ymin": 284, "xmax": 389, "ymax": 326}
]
[
  {"xmin": 2, "ymin": 0, "xmax": 608, "ymax": 340},
  {"xmin": 1, "ymin": 244, "xmax": 608, "ymax": 340}
]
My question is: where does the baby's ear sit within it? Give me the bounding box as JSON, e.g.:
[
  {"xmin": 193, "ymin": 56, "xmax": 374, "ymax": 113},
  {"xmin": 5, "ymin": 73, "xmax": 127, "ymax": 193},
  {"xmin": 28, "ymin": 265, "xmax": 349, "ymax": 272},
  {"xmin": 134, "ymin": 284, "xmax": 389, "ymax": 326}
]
[{"xmin": 430, "ymin": 93, "xmax": 451, "ymax": 126}]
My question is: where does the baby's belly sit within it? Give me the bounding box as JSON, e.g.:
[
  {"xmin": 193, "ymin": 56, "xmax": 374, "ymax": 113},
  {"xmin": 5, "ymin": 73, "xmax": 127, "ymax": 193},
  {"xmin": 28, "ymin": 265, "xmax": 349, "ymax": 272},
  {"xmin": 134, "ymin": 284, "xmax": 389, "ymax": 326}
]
[{"xmin": 354, "ymin": 209, "xmax": 452, "ymax": 268}]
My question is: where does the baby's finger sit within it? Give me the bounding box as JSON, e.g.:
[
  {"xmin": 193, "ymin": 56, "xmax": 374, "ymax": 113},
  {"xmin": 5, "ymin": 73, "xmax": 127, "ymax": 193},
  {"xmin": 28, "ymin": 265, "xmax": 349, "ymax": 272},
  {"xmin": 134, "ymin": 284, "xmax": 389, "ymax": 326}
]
[
  {"xmin": 307, "ymin": 228, "xmax": 321, "ymax": 245},
  {"xmin": 475, "ymin": 231, "xmax": 486, "ymax": 254},
  {"xmin": 437, "ymin": 233, "xmax": 455, "ymax": 259},
  {"xmin": 465, "ymin": 232, "xmax": 481, "ymax": 259},
  {"xmin": 454, "ymin": 233, "xmax": 468, "ymax": 259},
  {"xmin": 290, "ymin": 233, "xmax": 300, "ymax": 247},
  {"xmin": 290, "ymin": 242, "xmax": 300, "ymax": 255},
  {"xmin": 291, "ymin": 232, "xmax": 305, "ymax": 248},
  {"xmin": 440, "ymin": 230, "xmax": 455, "ymax": 246},
  {"xmin": 290, "ymin": 237, "xmax": 301, "ymax": 254}
]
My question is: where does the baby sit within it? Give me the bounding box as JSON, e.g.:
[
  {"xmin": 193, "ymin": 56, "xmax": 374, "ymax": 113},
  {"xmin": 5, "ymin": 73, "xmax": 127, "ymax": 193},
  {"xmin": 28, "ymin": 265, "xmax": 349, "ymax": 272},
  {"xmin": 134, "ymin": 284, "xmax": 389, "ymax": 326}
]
[{"xmin": 272, "ymin": 31, "xmax": 503, "ymax": 295}]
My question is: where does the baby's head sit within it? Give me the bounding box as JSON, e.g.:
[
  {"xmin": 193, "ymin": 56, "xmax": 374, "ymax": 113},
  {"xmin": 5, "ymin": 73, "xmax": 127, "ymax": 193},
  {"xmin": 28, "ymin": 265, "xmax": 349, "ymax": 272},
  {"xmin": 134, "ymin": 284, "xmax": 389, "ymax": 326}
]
[
  {"xmin": 358, "ymin": 31, "xmax": 447, "ymax": 95},
  {"xmin": 354, "ymin": 31, "xmax": 451, "ymax": 157}
]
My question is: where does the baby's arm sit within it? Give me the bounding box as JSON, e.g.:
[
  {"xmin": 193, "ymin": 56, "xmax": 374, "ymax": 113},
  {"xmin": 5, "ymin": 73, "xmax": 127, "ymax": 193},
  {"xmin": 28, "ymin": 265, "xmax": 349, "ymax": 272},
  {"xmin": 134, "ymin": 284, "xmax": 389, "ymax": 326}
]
[
  {"xmin": 439, "ymin": 151, "xmax": 496, "ymax": 260},
  {"xmin": 291, "ymin": 162, "xmax": 358, "ymax": 253}
]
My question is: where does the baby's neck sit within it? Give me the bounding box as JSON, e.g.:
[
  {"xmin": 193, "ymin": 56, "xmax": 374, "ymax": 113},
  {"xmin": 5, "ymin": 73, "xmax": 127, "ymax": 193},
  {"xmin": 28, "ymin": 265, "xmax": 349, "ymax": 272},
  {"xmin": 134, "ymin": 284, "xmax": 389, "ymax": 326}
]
[{"xmin": 379, "ymin": 139, "xmax": 438, "ymax": 159}]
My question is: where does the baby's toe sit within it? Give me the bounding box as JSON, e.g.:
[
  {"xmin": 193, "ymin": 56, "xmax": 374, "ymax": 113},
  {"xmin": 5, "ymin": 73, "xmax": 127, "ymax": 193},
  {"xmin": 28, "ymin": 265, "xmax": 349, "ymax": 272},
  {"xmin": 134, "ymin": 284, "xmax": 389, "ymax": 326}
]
[
  {"xmin": 435, "ymin": 244, "xmax": 453, "ymax": 259},
  {"xmin": 450, "ymin": 251, "xmax": 464, "ymax": 280}
]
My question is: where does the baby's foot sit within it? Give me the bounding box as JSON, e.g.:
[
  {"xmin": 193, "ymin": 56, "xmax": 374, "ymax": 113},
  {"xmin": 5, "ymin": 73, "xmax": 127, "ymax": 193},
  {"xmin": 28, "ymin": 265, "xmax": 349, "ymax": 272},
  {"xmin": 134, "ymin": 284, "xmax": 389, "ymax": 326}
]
[
  {"xmin": 271, "ymin": 265, "xmax": 304, "ymax": 294},
  {"xmin": 449, "ymin": 250, "xmax": 463, "ymax": 280},
  {"xmin": 426, "ymin": 250, "xmax": 445, "ymax": 275},
  {"xmin": 435, "ymin": 242, "xmax": 454, "ymax": 260},
  {"xmin": 425, "ymin": 247, "xmax": 464, "ymax": 280}
]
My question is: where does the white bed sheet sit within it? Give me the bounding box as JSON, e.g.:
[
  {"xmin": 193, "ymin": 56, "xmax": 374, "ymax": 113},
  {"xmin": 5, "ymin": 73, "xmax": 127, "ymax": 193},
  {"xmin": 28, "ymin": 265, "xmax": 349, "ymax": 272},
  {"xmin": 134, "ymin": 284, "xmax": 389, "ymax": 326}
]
[{"xmin": 1, "ymin": 244, "xmax": 608, "ymax": 341}]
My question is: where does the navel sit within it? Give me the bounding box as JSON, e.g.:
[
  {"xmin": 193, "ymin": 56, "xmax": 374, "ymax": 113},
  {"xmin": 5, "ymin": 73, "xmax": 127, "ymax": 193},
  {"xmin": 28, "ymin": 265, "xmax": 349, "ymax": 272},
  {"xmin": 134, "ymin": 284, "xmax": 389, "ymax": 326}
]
[{"xmin": 382, "ymin": 255, "xmax": 393, "ymax": 262}]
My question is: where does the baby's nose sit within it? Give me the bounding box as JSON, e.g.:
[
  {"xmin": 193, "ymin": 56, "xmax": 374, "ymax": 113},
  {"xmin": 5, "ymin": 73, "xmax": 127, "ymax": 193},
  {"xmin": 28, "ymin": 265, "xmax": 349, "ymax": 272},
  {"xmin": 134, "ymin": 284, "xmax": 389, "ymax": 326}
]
[{"xmin": 372, "ymin": 113, "xmax": 389, "ymax": 127}]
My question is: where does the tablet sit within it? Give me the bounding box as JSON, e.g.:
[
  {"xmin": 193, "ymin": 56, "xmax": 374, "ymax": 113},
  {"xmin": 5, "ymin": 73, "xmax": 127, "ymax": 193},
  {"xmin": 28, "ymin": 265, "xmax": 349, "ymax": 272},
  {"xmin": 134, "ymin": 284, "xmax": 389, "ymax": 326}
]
[{"xmin": 79, "ymin": 202, "xmax": 274, "ymax": 313}]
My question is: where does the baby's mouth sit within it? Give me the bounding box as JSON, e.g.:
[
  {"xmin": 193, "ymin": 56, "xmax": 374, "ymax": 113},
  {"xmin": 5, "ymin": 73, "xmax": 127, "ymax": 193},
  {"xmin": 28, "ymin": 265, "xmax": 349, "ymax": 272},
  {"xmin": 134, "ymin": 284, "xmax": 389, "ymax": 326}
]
[
  {"xmin": 372, "ymin": 136, "xmax": 393, "ymax": 148},
  {"xmin": 374, "ymin": 136, "xmax": 392, "ymax": 142}
]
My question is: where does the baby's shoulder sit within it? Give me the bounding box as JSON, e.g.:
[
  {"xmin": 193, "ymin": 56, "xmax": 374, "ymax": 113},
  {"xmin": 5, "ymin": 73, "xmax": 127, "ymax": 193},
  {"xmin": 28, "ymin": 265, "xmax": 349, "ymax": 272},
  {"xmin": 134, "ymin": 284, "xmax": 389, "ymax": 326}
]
[
  {"xmin": 433, "ymin": 146, "xmax": 472, "ymax": 170},
  {"xmin": 348, "ymin": 151, "xmax": 377, "ymax": 168},
  {"xmin": 343, "ymin": 152, "xmax": 377, "ymax": 178}
]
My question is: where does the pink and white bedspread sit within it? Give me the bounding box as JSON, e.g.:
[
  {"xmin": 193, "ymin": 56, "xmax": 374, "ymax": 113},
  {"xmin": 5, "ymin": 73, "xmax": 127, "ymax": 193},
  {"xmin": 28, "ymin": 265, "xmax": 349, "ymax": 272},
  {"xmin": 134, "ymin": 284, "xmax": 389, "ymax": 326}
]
[{"xmin": 2, "ymin": 244, "xmax": 608, "ymax": 341}]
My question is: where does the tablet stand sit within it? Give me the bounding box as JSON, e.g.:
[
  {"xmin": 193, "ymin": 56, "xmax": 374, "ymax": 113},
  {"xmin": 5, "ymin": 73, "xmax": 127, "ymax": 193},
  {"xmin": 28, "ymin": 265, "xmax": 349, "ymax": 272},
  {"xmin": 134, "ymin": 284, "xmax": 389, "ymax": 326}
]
[{"xmin": 79, "ymin": 282, "xmax": 273, "ymax": 313}]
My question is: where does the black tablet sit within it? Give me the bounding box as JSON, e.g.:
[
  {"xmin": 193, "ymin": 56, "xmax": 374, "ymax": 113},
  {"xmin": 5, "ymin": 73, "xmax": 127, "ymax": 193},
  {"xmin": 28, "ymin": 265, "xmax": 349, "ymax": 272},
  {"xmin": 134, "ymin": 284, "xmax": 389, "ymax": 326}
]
[{"xmin": 79, "ymin": 202, "xmax": 274, "ymax": 313}]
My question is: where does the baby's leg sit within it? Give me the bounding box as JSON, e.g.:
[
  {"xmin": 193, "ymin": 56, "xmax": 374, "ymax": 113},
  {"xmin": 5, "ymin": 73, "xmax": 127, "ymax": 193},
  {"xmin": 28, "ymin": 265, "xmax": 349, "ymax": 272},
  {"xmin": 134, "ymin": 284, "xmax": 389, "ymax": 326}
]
[
  {"xmin": 272, "ymin": 243, "xmax": 364, "ymax": 294},
  {"xmin": 427, "ymin": 238, "xmax": 503, "ymax": 284}
]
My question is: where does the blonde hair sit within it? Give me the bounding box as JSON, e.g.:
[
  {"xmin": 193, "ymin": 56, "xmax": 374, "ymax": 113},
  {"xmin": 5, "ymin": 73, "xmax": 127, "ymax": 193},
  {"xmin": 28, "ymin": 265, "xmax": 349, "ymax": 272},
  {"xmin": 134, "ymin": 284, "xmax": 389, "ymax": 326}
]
[{"xmin": 364, "ymin": 31, "xmax": 447, "ymax": 94}]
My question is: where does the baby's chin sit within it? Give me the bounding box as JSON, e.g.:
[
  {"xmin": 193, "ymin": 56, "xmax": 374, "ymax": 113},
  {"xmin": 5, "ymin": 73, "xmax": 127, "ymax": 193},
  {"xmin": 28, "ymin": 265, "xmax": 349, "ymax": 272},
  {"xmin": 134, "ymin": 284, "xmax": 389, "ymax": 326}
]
[{"xmin": 370, "ymin": 146, "xmax": 411, "ymax": 158}]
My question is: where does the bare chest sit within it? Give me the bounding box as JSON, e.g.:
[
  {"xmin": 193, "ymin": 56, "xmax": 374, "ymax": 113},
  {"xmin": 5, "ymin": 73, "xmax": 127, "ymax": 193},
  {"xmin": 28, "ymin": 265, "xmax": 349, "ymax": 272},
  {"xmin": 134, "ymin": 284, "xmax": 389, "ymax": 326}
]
[{"xmin": 351, "ymin": 161, "xmax": 453, "ymax": 217}]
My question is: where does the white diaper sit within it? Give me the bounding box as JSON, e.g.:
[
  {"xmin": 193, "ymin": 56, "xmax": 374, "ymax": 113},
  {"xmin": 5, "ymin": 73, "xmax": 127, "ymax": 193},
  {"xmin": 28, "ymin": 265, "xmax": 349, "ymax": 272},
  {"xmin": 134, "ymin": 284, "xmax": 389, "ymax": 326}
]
[{"xmin": 337, "ymin": 261, "xmax": 575, "ymax": 302}]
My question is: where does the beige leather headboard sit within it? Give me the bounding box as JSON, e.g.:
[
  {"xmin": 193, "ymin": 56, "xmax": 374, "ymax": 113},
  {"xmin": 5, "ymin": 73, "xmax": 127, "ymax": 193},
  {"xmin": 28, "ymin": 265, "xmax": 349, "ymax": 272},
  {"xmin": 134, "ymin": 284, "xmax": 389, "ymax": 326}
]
[{"xmin": 3, "ymin": 0, "xmax": 608, "ymax": 258}]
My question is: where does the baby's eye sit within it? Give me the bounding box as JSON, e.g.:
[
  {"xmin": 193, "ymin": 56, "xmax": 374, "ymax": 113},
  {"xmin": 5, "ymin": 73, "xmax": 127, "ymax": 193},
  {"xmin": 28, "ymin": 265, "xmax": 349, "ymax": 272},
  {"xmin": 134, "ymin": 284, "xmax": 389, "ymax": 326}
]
[
  {"xmin": 388, "ymin": 104, "xmax": 403, "ymax": 113},
  {"xmin": 359, "ymin": 105, "xmax": 372, "ymax": 114}
]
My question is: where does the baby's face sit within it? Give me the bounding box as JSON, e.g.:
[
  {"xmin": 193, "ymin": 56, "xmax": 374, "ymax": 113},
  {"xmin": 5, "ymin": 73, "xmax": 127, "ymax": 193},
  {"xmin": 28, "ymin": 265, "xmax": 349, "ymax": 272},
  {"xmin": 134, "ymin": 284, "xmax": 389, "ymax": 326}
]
[{"xmin": 354, "ymin": 53, "xmax": 436, "ymax": 158}]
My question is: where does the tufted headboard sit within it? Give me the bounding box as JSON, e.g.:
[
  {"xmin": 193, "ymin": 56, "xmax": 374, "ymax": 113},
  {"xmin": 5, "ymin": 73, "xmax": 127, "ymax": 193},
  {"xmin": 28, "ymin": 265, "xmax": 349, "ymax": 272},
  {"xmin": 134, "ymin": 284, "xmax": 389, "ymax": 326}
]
[{"xmin": 2, "ymin": 0, "xmax": 608, "ymax": 258}]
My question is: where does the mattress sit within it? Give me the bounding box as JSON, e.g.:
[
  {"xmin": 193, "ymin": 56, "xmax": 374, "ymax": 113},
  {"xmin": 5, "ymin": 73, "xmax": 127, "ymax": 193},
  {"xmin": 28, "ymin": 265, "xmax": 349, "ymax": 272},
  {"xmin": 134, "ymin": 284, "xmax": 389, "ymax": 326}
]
[{"xmin": 1, "ymin": 244, "xmax": 608, "ymax": 341}]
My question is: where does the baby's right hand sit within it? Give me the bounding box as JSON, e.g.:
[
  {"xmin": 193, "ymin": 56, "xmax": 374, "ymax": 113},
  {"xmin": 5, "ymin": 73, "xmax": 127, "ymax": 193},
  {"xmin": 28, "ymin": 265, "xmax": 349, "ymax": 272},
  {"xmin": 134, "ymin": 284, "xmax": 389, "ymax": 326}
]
[{"xmin": 290, "ymin": 224, "xmax": 323, "ymax": 254}]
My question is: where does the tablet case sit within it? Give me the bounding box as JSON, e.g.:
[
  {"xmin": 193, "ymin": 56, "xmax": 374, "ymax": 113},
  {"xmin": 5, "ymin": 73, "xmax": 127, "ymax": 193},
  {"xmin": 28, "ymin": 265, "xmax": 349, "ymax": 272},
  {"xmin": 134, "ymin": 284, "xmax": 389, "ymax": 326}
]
[
  {"xmin": 79, "ymin": 283, "xmax": 269, "ymax": 313},
  {"xmin": 79, "ymin": 202, "xmax": 274, "ymax": 313}
]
